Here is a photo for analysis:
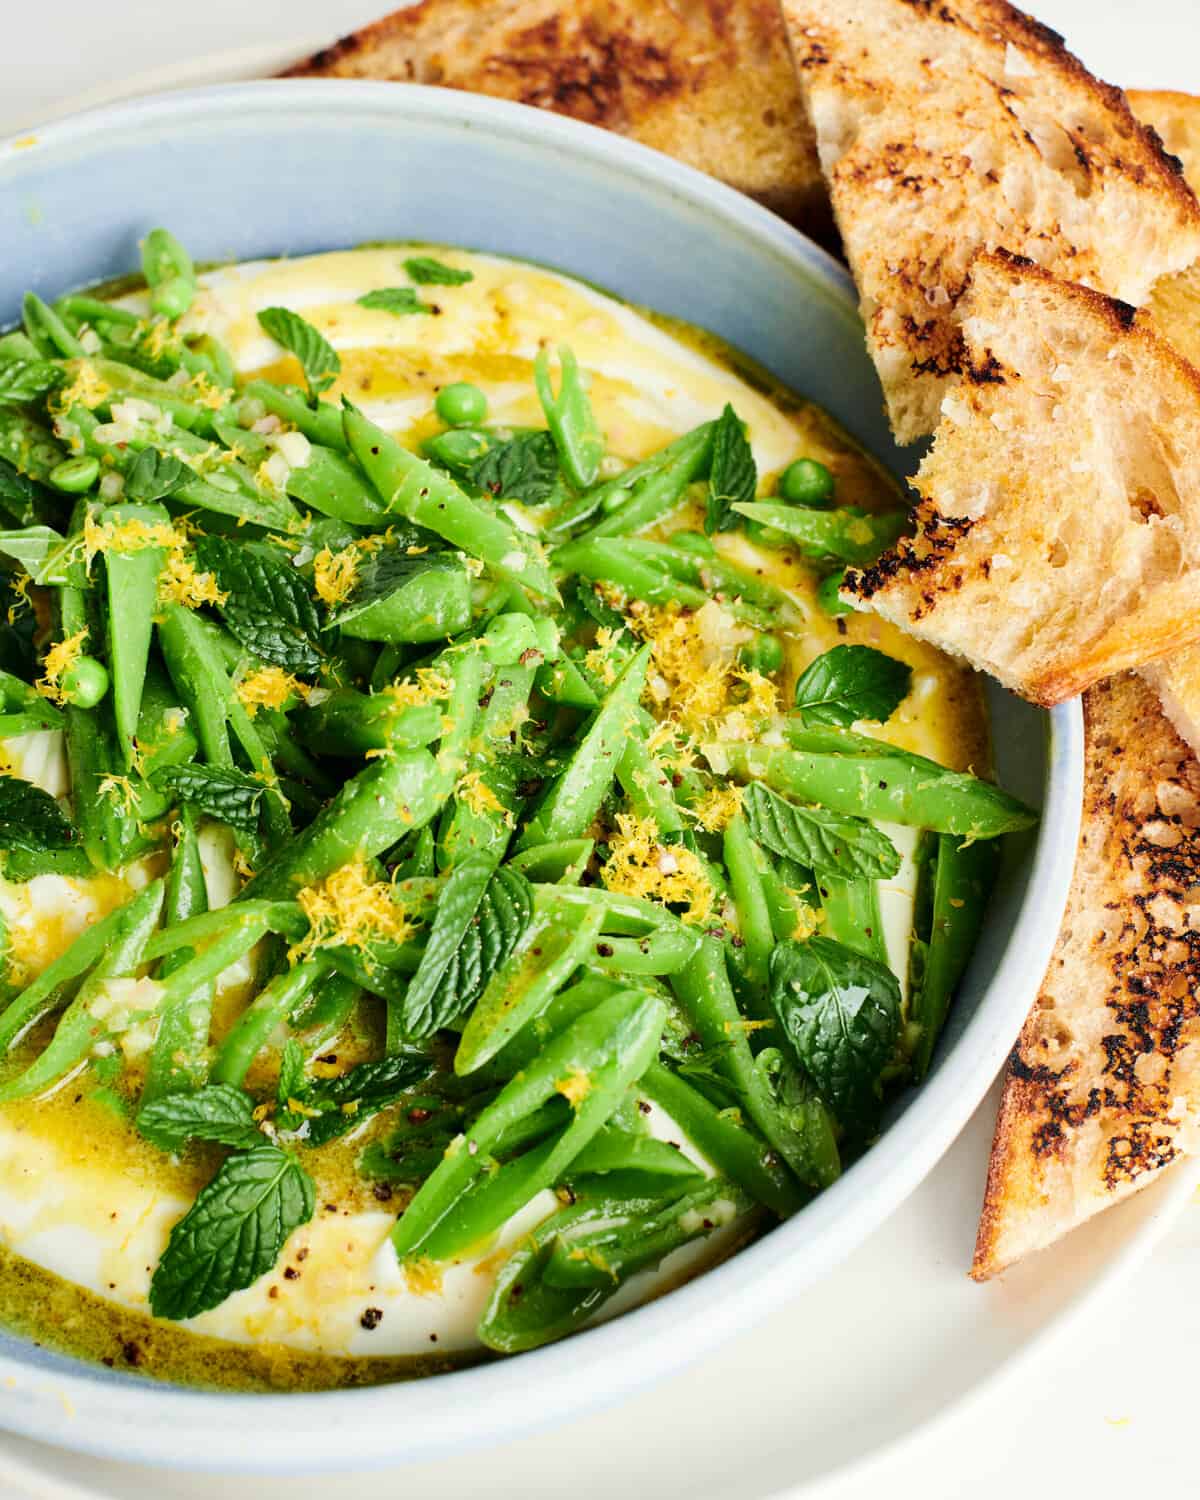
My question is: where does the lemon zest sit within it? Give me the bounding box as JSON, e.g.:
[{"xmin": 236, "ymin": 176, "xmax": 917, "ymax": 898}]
[
  {"xmin": 690, "ymin": 784, "xmax": 744, "ymax": 833},
  {"xmin": 555, "ymin": 1069, "xmax": 593, "ymax": 1108},
  {"xmin": 236, "ymin": 667, "xmax": 307, "ymax": 718},
  {"xmin": 49, "ymin": 361, "xmax": 111, "ymax": 417},
  {"xmin": 456, "ymin": 767, "xmax": 513, "ymax": 827},
  {"xmin": 384, "ymin": 668, "xmax": 452, "ymax": 708},
  {"xmin": 292, "ymin": 859, "xmax": 420, "ymax": 962},
  {"xmin": 36, "ymin": 626, "xmax": 89, "ymax": 705},
  {"xmin": 602, "ymin": 811, "xmax": 714, "ymax": 926},
  {"xmin": 313, "ymin": 545, "xmax": 360, "ymax": 607}
]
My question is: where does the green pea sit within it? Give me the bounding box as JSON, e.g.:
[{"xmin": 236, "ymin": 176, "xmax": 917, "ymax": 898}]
[
  {"xmin": 435, "ymin": 383, "xmax": 488, "ymax": 428},
  {"xmin": 483, "ymin": 612, "xmax": 539, "ymax": 666},
  {"xmin": 61, "ymin": 656, "xmax": 110, "ymax": 709},
  {"xmin": 817, "ymin": 569, "xmax": 855, "ymax": 617},
  {"xmin": 779, "ymin": 457, "xmax": 835, "ymax": 509},
  {"xmin": 48, "ymin": 456, "xmax": 101, "ymax": 494},
  {"xmin": 738, "ymin": 633, "xmax": 785, "ymax": 676}
]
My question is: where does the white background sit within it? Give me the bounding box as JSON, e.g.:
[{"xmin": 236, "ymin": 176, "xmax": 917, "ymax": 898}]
[{"xmin": 2, "ymin": 3, "xmax": 1199, "ymax": 1498}]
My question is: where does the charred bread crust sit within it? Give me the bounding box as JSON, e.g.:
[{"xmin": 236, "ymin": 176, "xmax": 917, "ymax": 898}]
[{"xmin": 973, "ymin": 674, "xmax": 1200, "ymax": 1278}]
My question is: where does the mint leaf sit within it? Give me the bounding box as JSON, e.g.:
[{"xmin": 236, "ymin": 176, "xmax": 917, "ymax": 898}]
[
  {"xmin": 0, "ymin": 526, "xmax": 67, "ymax": 583},
  {"xmin": 292, "ymin": 1052, "xmax": 435, "ymax": 1148},
  {"xmin": 257, "ymin": 307, "xmax": 341, "ymax": 399},
  {"xmin": 192, "ymin": 535, "xmax": 323, "ymax": 676},
  {"xmin": 400, "ymin": 860, "xmax": 533, "ymax": 1038},
  {"xmin": 149, "ymin": 1145, "xmax": 315, "ymax": 1320},
  {"xmin": 753, "ymin": 1046, "xmax": 840, "ymax": 1189},
  {"xmin": 126, "ymin": 448, "xmax": 189, "ymax": 502},
  {"xmin": 278, "ymin": 1038, "xmax": 306, "ymax": 1107},
  {"xmin": 0, "ymin": 773, "xmax": 75, "ymax": 853},
  {"xmin": 404, "ymin": 257, "xmax": 473, "ymax": 287},
  {"xmin": 0, "ymin": 459, "xmax": 44, "ymax": 526},
  {"xmin": 358, "ymin": 287, "xmax": 431, "ymax": 317},
  {"xmin": 151, "ymin": 763, "xmax": 264, "ymax": 831},
  {"xmin": 793, "ymin": 645, "xmax": 912, "ymax": 727},
  {"xmin": 0, "ymin": 358, "xmax": 62, "ymax": 407},
  {"xmin": 137, "ymin": 1084, "xmax": 263, "ymax": 1153},
  {"xmin": 741, "ymin": 782, "xmax": 900, "ymax": 880},
  {"xmin": 705, "ymin": 403, "xmax": 755, "ymax": 535},
  {"xmin": 768, "ymin": 937, "xmax": 901, "ymax": 1135},
  {"xmin": 467, "ymin": 431, "xmax": 562, "ymax": 506}
]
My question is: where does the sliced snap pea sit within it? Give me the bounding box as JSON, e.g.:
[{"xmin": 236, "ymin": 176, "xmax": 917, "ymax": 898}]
[
  {"xmin": 103, "ymin": 501, "xmax": 169, "ymax": 770},
  {"xmin": 909, "ymin": 833, "xmax": 999, "ymax": 1080},
  {"xmin": 395, "ymin": 987, "xmax": 666, "ymax": 1259},
  {"xmin": 732, "ymin": 502, "xmax": 909, "ymax": 565},
  {"xmin": 535, "ymin": 345, "xmax": 604, "ymax": 491},
  {"xmin": 453, "ymin": 896, "xmax": 606, "ymax": 1075},
  {"xmin": 518, "ymin": 643, "xmax": 650, "ymax": 850},
  {"xmin": 711, "ymin": 736, "xmax": 1038, "ymax": 839},
  {"xmin": 344, "ymin": 402, "xmax": 559, "ymax": 602},
  {"xmin": 0, "ymin": 880, "xmax": 164, "ymax": 1103}
]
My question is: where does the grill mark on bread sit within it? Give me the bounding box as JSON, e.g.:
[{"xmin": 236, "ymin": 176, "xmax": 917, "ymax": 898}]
[
  {"xmin": 840, "ymin": 251, "xmax": 1200, "ymax": 704},
  {"xmin": 281, "ymin": 0, "xmax": 831, "ymax": 235},
  {"xmin": 780, "ymin": 0, "xmax": 1200, "ymax": 442},
  {"xmin": 973, "ymin": 674, "xmax": 1200, "ymax": 1277}
]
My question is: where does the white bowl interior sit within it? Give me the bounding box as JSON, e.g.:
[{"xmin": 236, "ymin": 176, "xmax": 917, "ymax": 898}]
[{"xmin": 0, "ymin": 82, "xmax": 1083, "ymax": 1472}]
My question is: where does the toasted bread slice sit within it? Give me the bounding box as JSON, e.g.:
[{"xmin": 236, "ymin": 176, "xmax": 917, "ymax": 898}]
[
  {"xmin": 281, "ymin": 0, "xmax": 828, "ymax": 232},
  {"xmin": 1131, "ymin": 89, "xmax": 1200, "ymax": 182},
  {"xmin": 1126, "ymin": 94, "xmax": 1200, "ymax": 752},
  {"xmin": 972, "ymin": 672, "xmax": 1200, "ymax": 1278},
  {"xmin": 779, "ymin": 0, "xmax": 1200, "ymax": 443},
  {"xmin": 844, "ymin": 251, "xmax": 1200, "ymax": 706}
]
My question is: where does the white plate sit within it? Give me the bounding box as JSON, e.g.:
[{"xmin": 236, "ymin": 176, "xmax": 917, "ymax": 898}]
[{"xmin": 1, "ymin": 1089, "xmax": 1195, "ymax": 1500}]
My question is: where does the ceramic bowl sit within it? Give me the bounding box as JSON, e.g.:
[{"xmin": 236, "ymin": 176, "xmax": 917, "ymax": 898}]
[{"xmin": 0, "ymin": 81, "xmax": 1083, "ymax": 1473}]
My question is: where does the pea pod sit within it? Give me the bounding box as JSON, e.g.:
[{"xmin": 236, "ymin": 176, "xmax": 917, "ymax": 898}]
[
  {"xmin": 732, "ymin": 501, "xmax": 910, "ymax": 565},
  {"xmin": 211, "ymin": 955, "xmax": 334, "ymax": 1088},
  {"xmin": 544, "ymin": 886, "xmax": 701, "ymax": 976},
  {"xmin": 343, "ymin": 403, "xmax": 559, "ymax": 602},
  {"xmin": 102, "ymin": 501, "xmax": 169, "ymax": 769},
  {"xmin": 22, "ymin": 293, "xmax": 84, "ymax": 358},
  {"xmin": 476, "ymin": 1175, "xmax": 743, "ymax": 1353},
  {"xmin": 534, "ymin": 345, "xmax": 604, "ymax": 491},
  {"xmin": 639, "ymin": 1062, "xmax": 802, "ymax": 1217},
  {"xmin": 394, "ymin": 987, "xmax": 666, "ymax": 1260},
  {"xmin": 239, "ymin": 749, "xmax": 442, "ymax": 901},
  {"xmin": 141, "ymin": 228, "xmax": 197, "ymax": 321},
  {"xmin": 552, "ymin": 538, "xmax": 775, "ymax": 631},
  {"xmin": 711, "ymin": 737, "xmax": 1037, "ymax": 838},
  {"xmin": 909, "ymin": 833, "xmax": 998, "ymax": 1080},
  {"xmin": 238, "ymin": 382, "xmax": 347, "ymax": 452},
  {"xmin": 671, "ymin": 936, "xmax": 837, "ymax": 1191},
  {"xmin": 819, "ymin": 875, "xmax": 888, "ymax": 967},
  {"xmin": 295, "ymin": 689, "xmax": 443, "ymax": 758},
  {"xmin": 722, "ymin": 814, "xmax": 775, "ymax": 1000},
  {"xmin": 0, "ymin": 880, "xmax": 164, "ymax": 1103},
  {"xmin": 566, "ymin": 423, "xmax": 714, "ymax": 540},
  {"xmin": 454, "ymin": 896, "xmax": 606, "ymax": 1075},
  {"xmin": 518, "ymin": 643, "xmax": 650, "ymax": 850},
  {"xmin": 140, "ymin": 810, "xmax": 210, "ymax": 1107}
]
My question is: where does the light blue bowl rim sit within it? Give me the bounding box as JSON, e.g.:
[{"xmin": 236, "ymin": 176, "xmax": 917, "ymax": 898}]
[{"xmin": 0, "ymin": 80, "xmax": 1084, "ymax": 1475}]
